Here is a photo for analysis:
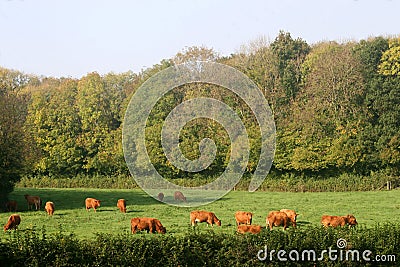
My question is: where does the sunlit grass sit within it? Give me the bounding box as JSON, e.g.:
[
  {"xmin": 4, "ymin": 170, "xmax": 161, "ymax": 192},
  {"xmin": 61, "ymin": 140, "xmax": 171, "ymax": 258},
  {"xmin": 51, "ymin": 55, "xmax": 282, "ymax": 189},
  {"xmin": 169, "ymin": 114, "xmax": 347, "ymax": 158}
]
[{"xmin": 2, "ymin": 187, "xmax": 399, "ymax": 240}]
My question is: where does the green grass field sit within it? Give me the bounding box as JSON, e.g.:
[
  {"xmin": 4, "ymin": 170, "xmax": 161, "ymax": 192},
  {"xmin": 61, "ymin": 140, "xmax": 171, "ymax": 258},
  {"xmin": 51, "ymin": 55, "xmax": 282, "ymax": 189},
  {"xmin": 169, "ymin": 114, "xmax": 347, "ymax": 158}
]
[{"xmin": 2, "ymin": 187, "xmax": 400, "ymax": 240}]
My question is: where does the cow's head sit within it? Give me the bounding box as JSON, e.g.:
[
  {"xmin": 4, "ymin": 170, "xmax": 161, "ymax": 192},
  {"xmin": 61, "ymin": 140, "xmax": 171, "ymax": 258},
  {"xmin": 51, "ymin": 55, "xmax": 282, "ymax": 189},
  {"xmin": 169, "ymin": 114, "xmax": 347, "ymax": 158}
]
[
  {"xmin": 159, "ymin": 226, "xmax": 166, "ymax": 234},
  {"xmin": 247, "ymin": 212, "xmax": 253, "ymax": 224},
  {"xmin": 292, "ymin": 213, "xmax": 298, "ymax": 227},
  {"xmin": 346, "ymin": 215, "xmax": 357, "ymax": 226},
  {"xmin": 215, "ymin": 219, "xmax": 221, "ymax": 226}
]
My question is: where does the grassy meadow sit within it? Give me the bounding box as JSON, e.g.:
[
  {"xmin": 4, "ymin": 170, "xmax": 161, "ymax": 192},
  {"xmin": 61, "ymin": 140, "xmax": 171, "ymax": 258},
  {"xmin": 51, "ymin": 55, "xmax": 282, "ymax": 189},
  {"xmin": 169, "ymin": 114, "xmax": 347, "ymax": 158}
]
[{"xmin": 2, "ymin": 187, "xmax": 400, "ymax": 240}]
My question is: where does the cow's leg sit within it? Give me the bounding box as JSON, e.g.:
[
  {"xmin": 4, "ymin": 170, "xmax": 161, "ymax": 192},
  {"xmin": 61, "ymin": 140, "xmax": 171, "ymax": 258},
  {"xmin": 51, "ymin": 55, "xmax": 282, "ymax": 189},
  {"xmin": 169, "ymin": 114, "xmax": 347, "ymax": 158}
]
[{"xmin": 150, "ymin": 224, "xmax": 155, "ymax": 233}]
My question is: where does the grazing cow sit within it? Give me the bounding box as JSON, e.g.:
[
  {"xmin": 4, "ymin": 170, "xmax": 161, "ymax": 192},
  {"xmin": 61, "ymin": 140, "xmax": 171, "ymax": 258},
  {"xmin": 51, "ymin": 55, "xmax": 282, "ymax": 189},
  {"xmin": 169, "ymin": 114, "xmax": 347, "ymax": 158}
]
[
  {"xmin": 4, "ymin": 214, "xmax": 21, "ymax": 231},
  {"xmin": 130, "ymin": 217, "xmax": 166, "ymax": 234},
  {"xmin": 157, "ymin": 192, "xmax": 164, "ymax": 202},
  {"xmin": 321, "ymin": 214, "xmax": 358, "ymax": 228},
  {"xmin": 5, "ymin": 200, "xmax": 18, "ymax": 212},
  {"xmin": 174, "ymin": 191, "xmax": 187, "ymax": 202},
  {"xmin": 237, "ymin": 224, "xmax": 262, "ymax": 234},
  {"xmin": 24, "ymin": 194, "xmax": 42, "ymax": 210},
  {"xmin": 190, "ymin": 210, "xmax": 221, "ymax": 226},
  {"xmin": 44, "ymin": 201, "xmax": 55, "ymax": 216},
  {"xmin": 153, "ymin": 218, "xmax": 167, "ymax": 234},
  {"xmin": 117, "ymin": 199, "xmax": 126, "ymax": 213},
  {"xmin": 235, "ymin": 211, "xmax": 253, "ymax": 226},
  {"xmin": 85, "ymin": 198, "xmax": 101, "ymax": 212},
  {"xmin": 266, "ymin": 211, "xmax": 290, "ymax": 230},
  {"xmin": 280, "ymin": 209, "xmax": 298, "ymax": 228}
]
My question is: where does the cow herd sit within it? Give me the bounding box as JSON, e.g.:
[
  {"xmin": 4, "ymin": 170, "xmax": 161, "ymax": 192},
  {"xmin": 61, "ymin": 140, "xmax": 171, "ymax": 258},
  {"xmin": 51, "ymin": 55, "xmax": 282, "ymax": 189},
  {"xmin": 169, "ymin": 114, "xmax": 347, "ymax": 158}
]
[
  {"xmin": 3, "ymin": 191, "xmax": 358, "ymax": 234},
  {"xmin": 186, "ymin": 208, "xmax": 357, "ymax": 235}
]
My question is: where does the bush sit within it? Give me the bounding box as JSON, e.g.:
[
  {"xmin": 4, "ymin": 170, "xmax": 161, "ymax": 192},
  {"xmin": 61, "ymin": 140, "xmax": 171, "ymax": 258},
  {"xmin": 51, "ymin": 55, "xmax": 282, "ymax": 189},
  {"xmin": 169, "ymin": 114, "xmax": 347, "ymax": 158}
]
[
  {"xmin": 15, "ymin": 170, "xmax": 399, "ymax": 192},
  {"xmin": 16, "ymin": 174, "xmax": 138, "ymax": 189},
  {"xmin": 1, "ymin": 224, "xmax": 399, "ymax": 266}
]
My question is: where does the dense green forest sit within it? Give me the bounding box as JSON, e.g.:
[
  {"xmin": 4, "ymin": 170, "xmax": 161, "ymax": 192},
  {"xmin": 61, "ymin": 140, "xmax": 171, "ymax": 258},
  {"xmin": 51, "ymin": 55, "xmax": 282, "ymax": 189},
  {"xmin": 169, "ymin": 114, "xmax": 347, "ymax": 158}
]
[{"xmin": 1, "ymin": 32, "xmax": 400, "ymax": 200}]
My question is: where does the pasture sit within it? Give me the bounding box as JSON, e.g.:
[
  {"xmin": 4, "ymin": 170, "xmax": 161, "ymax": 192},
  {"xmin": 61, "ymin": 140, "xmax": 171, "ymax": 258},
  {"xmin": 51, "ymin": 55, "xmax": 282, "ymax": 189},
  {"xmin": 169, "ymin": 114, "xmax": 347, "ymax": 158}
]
[{"xmin": 2, "ymin": 187, "xmax": 400, "ymax": 240}]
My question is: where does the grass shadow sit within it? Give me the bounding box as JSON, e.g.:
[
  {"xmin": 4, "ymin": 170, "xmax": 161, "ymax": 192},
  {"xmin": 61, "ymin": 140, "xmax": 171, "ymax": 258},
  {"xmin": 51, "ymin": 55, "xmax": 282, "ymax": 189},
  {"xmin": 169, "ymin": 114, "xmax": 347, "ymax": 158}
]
[
  {"xmin": 126, "ymin": 209, "xmax": 144, "ymax": 213},
  {"xmin": 297, "ymin": 221, "xmax": 311, "ymax": 227},
  {"xmin": 10, "ymin": 188, "xmax": 157, "ymax": 211}
]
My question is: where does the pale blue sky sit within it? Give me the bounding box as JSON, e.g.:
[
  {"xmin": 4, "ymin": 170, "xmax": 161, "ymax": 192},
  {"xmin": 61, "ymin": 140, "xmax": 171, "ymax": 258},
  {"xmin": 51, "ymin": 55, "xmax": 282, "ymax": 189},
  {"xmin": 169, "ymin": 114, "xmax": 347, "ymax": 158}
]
[{"xmin": 1, "ymin": 0, "xmax": 399, "ymax": 78}]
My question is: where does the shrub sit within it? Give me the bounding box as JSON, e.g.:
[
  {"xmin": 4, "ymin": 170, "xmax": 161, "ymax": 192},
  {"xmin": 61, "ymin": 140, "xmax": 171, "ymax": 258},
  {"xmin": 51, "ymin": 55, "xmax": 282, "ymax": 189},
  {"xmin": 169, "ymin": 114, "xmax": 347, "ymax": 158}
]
[{"xmin": 1, "ymin": 224, "xmax": 398, "ymax": 266}]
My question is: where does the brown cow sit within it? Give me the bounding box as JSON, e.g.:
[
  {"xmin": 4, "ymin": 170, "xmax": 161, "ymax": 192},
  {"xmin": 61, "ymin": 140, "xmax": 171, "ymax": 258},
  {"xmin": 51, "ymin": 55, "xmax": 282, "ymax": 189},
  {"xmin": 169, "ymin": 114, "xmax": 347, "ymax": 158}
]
[
  {"xmin": 44, "ymin": 201, "xmax": 55, "ymax": 216},
  {"xmin": 4, "ymin": 214, "xmax": 21, "ymax": 231},
  {"xmin": 130, "ymin": 217, "xmax": 166, "ymax": 234},
  {"xmin": 157, "ymin": 192, "xmax": 164, "ymax": 202},
  {"xmin": 174, "ymin": 191, "xmax": 187, "ymax": 202},
  {"xmin": 235, "ymin": 211, "xmax": 253, "ymax": 225},
  {"xmin": 280, "ymin": 209, "xmax": 298, "ymax": 228},
  {"xmin": 5, "ymin": 200, "xmax": 18, "ymax": 212},
  {"xmin": 190, "ymin": 210, "xmax": 221, "ymax": 226},
  {"xmin": 24, "ymin": 194, "xmax": 42, "ymax": 210},
  {"xmin": 153, "ymin": 218, "xmax": 167, "ymax": 234},
  {"xmin": 237, "ymin": 224, "xmax": 262, "ymax": 234},
  {"xmin": 266, "ymin": 211, "xmax": 290, "ymax": 230},
  {"xmin": 85, "ymin": 198, "xmax": 101, "ymax": 212},
  {"xmin": 321, "ymin": 214, "xmax": 358, "ymax": 228},
  {"xmin": 117, "ymin": 199, "xmax": 126, "ymax": 213}
]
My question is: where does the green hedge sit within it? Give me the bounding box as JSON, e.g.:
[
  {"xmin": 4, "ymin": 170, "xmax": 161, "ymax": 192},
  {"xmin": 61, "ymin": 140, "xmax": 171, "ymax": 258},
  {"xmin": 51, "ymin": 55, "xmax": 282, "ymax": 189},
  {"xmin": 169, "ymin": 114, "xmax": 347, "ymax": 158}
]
[
  {"xmin": 1, "ymin": 225, "xmax": 398, "ymax": 266},
  {"xmin": 16, "ymin": 171, "xmax": 398, "ymax": 192}
]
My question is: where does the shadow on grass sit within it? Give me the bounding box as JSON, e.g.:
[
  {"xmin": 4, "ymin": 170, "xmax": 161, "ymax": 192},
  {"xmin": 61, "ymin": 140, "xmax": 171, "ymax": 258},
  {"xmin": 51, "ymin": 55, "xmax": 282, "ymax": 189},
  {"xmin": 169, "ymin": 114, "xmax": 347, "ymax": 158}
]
[
  {"xmin": 10, "ymin": 188, "xmax": 158, "ymax": 212},
  {"xmin": 297, "ymin": 220, "xmax": 311, "ymax": 227},
  {"xmin": 126, "ymin": 209, "xmax": 144, "ymax": 213}
]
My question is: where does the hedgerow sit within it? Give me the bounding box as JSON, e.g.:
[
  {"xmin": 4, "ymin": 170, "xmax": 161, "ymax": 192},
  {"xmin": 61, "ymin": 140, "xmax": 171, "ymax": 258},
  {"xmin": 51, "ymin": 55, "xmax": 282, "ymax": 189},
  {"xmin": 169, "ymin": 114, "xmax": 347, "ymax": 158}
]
[{"xmin": 1, "ymin": 224, "xmax": 398, "ymax": 266}]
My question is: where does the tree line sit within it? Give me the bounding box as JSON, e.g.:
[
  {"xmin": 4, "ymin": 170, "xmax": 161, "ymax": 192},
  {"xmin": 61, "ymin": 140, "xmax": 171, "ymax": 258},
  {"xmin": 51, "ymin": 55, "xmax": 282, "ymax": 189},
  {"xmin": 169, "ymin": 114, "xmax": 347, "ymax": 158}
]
[{"xmin": 1, "ymin": 31, "xmax": 400, "ymax": 200}]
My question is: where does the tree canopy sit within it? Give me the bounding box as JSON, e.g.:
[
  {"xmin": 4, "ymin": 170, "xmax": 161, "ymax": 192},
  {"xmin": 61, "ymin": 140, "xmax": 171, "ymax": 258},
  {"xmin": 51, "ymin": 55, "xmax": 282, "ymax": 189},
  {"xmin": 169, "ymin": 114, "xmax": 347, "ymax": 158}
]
[{"xmin": 1, "ymin": 32, "xmax": 400, "ymax": 198}]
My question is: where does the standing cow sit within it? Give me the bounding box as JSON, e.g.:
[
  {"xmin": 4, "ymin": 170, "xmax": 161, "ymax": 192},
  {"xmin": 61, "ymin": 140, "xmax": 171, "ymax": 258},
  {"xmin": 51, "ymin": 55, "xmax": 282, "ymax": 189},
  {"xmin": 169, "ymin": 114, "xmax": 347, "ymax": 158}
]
[
  {"xmin": 5, "ymin": 200, "xmax": 18, "ymax": 212},
  {"xmin": 266, "ymin": 211, "xmax": 290, "ymax": 230},
  {"xmin": 85, "ymin": 198, "xmax": 101, "ymax": 212},
  {"xmin": 4, "ymin": 214, "xmax": 21, "ymax": 231},
  {"xmin": 190, "ymin": 210, "xmax": 221, "ymax": 226},
  {"xmin": 235, "ymin": 211, "xmax": 253, "ymax": 225},
  {"xmin": 280, "ymin": 209, "xmax": 298, "ymax": 228},
  {"xmin": 130, "ymin": 217, "xmax": 166, "ymax": 234},
  {"xmin": 117, "ymin": 199, "xmax": 126, "ymax": 213},
  {"xmin": 45, "ymin": 201, "xmax": 55, "ymax": 216},
  {"xmin": 174, "ymin": 191, "xmax": 187, "ymax": 202},
  {"xmin": 24, "ymin": 194, "xmax": 42, "ymax": 210}
]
